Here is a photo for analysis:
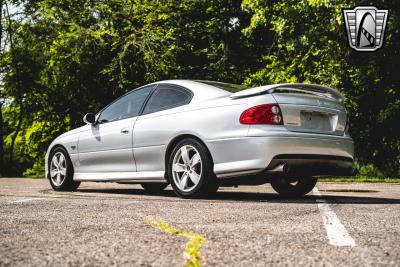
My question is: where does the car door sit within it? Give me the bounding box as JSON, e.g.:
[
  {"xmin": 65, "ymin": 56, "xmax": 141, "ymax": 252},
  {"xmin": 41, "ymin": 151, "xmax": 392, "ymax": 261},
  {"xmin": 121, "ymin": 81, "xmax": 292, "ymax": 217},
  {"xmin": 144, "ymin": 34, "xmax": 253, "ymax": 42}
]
[
  {"xmin": 132, "ymin": 84, "xmax": 193, "ymax": 172},
  {"xmin": 76, "ymin": 85, "xmax": 155, "ymax": 173}
]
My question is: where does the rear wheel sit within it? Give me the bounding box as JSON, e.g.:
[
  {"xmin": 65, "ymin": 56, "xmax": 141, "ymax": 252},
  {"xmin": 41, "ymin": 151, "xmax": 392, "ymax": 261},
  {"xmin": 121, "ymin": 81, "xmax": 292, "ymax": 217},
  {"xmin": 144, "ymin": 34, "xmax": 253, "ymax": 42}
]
[
  {"xmin": 48, "ymin": 147, "xmax": 80, "ymax": 191},
  {"xmin": 141, "ymin": 183, "xmax": 168, "ymax": 193},
  {"xmin": 168, "ymin": 138, "xmax": 218, "ymax": 198},
  {"xmin": 270, "ymin": 176, "xmax": 317, "ymax": 197}
]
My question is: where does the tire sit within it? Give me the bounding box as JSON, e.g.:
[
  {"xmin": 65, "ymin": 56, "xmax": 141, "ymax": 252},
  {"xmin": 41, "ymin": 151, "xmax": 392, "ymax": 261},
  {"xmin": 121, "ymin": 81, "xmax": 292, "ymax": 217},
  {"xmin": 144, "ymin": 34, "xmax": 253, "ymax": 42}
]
[
  {"xmin": 270, "ymin": 176, "xmax": 317, "ymax": 197},
  {"xmin": 168, "ymin": 138, "xmax": 219, "ymax": 198},
  {"xmin": 141, "ymin": 183, "xmax": 168, "ymax": 194},
  {"xmin": 48, "ymin": 147, "xmax": 80, "ymax": 191}
]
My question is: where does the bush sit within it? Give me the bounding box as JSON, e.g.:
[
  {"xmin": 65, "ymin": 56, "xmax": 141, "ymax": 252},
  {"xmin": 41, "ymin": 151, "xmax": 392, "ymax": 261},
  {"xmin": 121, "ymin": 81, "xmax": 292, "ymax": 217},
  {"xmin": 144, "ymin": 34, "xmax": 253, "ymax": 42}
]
[
  {"xmin": 23, "ymin": 161, "xmax": 45, "ymax": 178},
  {"xmin": 354, "ymin": 162, "xmax": 385, "ymax": 178}
]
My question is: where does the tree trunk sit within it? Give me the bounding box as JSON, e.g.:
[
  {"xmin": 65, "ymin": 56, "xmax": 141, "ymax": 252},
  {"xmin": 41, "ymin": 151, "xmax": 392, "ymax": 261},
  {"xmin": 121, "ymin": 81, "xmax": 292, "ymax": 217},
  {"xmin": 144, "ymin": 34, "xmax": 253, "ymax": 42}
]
[
  {"xmin": 4, "ymin": 0, "xmax": 23, "ymax": 165},
  {"xmin": 9, "ymin": 101, "xmax": 22, "ymax": 163},
  {"xmin": 0, "ymin": 102, "xmax": 3, "ymax": 177},
  {"xmin": 0, "ymin": 0, "xmax": 4, "ymax": 176}
]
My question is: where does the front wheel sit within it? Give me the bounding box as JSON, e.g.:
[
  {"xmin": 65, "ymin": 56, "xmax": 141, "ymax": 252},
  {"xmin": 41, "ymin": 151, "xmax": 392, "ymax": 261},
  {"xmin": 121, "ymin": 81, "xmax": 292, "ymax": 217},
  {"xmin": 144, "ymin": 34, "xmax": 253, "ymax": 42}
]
[
  {"xmin": 168, "ymin": 138, "xmax": 218, "ymax": 198},
  {"xmin": 48, "ymin": 147, "xmax": 80, "ymax": 191},
  {"xmin": 270, "ymin": 176, "xmax": 317, "ymax": 197}
]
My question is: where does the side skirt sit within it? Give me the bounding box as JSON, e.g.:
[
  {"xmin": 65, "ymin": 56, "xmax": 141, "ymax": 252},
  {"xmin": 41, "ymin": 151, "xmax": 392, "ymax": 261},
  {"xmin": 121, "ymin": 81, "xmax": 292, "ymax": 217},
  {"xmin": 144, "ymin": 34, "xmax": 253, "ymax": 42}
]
[{"xmin": 74, "ymin": 171, "xmax": 166, "ymax": 183}]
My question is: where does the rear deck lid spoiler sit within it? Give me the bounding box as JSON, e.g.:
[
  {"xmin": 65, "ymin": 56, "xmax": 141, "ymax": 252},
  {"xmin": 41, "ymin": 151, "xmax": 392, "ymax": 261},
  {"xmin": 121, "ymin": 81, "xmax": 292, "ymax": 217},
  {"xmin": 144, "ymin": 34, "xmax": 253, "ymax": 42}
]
[{"xmin": 230, "ymin": 83, "xmax": 344, "ymax": 102}]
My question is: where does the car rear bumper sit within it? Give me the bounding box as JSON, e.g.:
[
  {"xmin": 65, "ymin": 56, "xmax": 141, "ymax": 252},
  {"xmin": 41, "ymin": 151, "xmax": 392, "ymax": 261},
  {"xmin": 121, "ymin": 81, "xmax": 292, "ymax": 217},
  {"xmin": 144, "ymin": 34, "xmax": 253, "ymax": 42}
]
[
  {"xmin": 206, "ymin": 134, "xmax": 354, "ymax": 178},
  {"xmin": 265, "ymin": 154, "xmax": 354, "ymax": 177}
]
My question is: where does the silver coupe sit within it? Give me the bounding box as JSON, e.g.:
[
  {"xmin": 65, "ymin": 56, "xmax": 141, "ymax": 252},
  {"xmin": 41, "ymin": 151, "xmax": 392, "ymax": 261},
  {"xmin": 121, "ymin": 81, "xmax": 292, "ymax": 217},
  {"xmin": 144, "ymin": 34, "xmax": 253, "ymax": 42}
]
[{"xmin": 45, "ymin": 80, "xmax": 354, "ymax": 197}]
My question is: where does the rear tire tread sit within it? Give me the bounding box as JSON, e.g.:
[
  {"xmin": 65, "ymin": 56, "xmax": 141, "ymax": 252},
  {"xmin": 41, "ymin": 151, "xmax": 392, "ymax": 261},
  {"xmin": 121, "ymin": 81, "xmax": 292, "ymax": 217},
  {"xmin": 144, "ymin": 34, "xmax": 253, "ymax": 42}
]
[{"xmin": 270, "ymin": 176, "xmax": 317, "ymax": 197}]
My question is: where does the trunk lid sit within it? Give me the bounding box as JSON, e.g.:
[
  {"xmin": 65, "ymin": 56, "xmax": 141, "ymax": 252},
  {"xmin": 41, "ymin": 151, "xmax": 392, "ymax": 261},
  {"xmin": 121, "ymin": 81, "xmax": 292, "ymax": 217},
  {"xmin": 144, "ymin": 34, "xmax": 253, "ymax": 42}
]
[
  {"xmin": 273, "ymin": 93, "xmax": 347, "ymax": 135},
  {"xmin": 231, "ymin": 83, "xmax": 347, "ymax": 136}
]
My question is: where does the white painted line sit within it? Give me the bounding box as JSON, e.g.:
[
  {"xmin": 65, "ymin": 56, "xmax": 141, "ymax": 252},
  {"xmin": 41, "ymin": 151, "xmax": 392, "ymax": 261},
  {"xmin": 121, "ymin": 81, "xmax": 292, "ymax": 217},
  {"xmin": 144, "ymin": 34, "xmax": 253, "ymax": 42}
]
[
  {"xmin": 11, "ymin": 198, "xmax": 46, "ymax": 203},
  {"xmin": 313, "ymin": 187, "xmax": 356, "ymax": 247}
]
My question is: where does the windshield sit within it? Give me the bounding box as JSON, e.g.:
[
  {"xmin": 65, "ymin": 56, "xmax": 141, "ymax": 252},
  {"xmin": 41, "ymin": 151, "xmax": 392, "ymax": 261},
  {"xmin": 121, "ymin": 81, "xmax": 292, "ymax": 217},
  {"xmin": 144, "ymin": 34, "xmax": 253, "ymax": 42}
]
[{"xmin": 196, "ymin": 80, "xmax": 249, "ymax": 93}]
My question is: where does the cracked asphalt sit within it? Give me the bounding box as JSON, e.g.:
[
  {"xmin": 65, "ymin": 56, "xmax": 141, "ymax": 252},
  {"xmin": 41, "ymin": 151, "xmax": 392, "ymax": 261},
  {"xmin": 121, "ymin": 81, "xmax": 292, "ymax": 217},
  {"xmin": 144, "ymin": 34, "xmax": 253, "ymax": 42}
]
[{"xmin": 0, "ymin": 178, "xmax": 399, "ymax": 266}]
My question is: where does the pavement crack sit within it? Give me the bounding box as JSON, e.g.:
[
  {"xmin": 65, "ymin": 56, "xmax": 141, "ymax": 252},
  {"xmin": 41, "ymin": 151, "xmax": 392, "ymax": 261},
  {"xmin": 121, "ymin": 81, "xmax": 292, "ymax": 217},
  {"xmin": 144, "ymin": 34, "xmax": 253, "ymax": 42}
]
[{"xmin": 145, "ymin": 218, "xmax": 206, "ymax": 267}]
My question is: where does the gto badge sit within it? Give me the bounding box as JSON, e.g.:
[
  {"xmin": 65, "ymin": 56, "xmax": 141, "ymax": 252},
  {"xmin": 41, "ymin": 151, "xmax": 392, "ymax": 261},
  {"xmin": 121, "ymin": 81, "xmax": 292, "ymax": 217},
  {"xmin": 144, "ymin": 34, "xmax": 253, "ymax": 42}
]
[{"xmin": 343, "ymin": 6, "xmax": 388, "ymax": 52}]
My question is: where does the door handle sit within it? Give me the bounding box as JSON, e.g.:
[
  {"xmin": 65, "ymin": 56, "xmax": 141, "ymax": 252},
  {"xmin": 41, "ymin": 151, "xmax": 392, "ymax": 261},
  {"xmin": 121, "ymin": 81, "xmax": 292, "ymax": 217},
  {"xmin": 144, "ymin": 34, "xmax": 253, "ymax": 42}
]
[{"xmin": 120, "ymin": 128, "xmax": 129, "ymax": 134}]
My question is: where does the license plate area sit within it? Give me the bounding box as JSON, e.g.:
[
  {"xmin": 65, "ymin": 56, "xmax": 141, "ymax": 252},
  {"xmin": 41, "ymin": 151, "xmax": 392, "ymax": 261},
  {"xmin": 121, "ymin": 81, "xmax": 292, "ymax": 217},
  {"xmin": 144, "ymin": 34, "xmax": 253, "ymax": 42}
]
[{"xmin": 300, "ymin": 111, "xmax": 334, "ymax": 131}]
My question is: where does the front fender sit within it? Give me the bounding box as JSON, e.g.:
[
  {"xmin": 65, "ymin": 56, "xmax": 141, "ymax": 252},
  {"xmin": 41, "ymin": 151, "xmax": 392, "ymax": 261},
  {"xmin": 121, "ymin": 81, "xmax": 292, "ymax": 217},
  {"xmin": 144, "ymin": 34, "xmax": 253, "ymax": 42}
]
[{"xmin": 45, "ymin": 126, "xmax": 86, "ymax": 178}]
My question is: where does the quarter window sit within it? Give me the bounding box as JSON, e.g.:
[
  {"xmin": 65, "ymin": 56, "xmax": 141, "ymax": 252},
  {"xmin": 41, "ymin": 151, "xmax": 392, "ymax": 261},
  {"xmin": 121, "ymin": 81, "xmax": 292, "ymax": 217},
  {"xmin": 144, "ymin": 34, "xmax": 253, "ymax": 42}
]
[
  {"xmin": 143, "ymin": 85, "xmax": 192, "ymax": 114},
  {"xmin": 98, "ymin": 86, "xmax": 153, "ymax": 123}
]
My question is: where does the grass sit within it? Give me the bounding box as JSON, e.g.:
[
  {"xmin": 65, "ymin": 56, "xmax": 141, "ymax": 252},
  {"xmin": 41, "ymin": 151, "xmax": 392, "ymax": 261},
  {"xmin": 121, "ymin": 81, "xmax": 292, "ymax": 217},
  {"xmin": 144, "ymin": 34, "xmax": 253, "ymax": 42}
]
[
  {"xmin": 320, "ymin": 176, "xmax": 400, "ymax": 183},
  {"xmin": 144, "ymin": 218, "xmax": 206, "ymax": 267}
]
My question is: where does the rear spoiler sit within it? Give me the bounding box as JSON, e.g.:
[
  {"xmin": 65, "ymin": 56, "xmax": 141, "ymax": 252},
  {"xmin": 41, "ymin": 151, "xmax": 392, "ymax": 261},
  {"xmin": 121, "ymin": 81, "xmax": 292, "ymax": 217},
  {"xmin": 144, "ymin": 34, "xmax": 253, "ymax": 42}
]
[{"xmin": 230, "ymin": 83, "xmax": 344, "ymax": 102}]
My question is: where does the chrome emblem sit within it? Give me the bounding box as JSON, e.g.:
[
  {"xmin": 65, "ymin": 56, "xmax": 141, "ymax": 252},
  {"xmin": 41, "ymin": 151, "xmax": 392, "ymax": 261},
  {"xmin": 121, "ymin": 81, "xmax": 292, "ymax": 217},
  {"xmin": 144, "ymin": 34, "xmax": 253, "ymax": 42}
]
[{"xmin": 343, "ymin": 6, "xmax": 388, "ymax": 52}]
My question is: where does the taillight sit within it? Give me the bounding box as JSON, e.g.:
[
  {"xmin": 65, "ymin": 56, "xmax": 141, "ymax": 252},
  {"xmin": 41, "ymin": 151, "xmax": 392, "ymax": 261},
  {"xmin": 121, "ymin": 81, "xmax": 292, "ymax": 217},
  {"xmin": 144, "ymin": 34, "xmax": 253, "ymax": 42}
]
[{"xmin": 240, "ymin": 104, "xmax": 284, "ymax": 125}]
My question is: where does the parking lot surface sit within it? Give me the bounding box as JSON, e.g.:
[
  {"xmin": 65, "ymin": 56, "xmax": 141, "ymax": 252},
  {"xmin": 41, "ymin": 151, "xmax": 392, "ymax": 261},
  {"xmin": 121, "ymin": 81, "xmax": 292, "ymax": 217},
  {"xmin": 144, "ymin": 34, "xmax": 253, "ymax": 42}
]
[{"xmin": 0, "ymin": 178, "xmax": 399, "ymax": 266}]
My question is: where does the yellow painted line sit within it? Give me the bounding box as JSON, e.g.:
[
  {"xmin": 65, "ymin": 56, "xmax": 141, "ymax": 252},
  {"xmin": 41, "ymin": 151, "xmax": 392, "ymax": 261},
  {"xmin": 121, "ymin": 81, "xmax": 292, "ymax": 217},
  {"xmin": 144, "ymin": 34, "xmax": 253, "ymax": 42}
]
[{"xmin": 145, "ymin": 218, "xmax": 206, "ymax": 267}]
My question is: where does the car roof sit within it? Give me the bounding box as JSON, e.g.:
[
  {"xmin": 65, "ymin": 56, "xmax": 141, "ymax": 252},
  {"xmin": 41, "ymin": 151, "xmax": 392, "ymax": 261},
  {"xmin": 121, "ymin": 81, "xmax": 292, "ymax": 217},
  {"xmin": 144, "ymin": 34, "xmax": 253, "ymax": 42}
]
[{"xmin": 150, "ymin": 80, "xmax": 231, "ymax": 102}]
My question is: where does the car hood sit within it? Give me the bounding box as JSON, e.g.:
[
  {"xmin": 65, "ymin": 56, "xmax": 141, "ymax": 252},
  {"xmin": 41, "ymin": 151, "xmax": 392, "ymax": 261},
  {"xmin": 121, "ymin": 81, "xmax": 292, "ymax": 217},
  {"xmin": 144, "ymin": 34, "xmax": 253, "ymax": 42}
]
[{"xmin": 53, "ymin": 124, "xmax": 88, "ymax": 143}]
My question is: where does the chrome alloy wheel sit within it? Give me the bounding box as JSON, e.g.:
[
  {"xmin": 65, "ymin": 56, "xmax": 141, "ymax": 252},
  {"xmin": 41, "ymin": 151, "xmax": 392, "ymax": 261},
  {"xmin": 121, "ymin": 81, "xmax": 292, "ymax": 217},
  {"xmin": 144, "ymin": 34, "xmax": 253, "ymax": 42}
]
[
  {"xmin": 50, "ymin": 152, "xmax": 67, "ymax": 186},
  {"xmin": 172, "ymin": 145, "xmax": 202, "ymax": 192}
]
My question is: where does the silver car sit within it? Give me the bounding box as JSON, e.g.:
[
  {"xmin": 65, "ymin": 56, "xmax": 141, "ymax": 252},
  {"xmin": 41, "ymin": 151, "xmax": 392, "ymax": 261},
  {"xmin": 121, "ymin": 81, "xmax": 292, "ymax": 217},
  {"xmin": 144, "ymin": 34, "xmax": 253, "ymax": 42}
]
[{"xmin": 45, "ymin": 80, "xmax": 354, "ymax": 198}]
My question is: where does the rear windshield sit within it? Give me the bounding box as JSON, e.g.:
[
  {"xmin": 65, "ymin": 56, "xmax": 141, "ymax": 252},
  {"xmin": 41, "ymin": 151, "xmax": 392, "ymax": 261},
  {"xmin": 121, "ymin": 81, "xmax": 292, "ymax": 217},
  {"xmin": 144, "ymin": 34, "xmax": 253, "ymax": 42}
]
[{"xmin": 196, "ymin": 80, "xmax": 249, "ymax": 93}]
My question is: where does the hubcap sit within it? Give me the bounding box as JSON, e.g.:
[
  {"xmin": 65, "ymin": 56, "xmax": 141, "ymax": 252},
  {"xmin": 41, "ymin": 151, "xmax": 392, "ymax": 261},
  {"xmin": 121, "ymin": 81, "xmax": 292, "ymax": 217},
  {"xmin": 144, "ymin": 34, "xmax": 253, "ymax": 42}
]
[
  {"xmin": 172, "ymin": 145, "xmax": 202, "ymax": 192},
  {"xmin": 50, "ymin": 152, "xmax": 67, "ymax": 186}
]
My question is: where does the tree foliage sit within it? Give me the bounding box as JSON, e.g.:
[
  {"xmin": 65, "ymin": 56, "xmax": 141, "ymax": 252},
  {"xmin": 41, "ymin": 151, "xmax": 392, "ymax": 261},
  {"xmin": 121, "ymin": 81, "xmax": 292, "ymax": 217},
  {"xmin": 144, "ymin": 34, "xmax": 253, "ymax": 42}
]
[
  {"xmin": 241, "ymin": 0, "xmax": 400, "ymax": 176},
  {"xmin": 0, "ymin": 0, "xmax": 399, "ymax": 177}
]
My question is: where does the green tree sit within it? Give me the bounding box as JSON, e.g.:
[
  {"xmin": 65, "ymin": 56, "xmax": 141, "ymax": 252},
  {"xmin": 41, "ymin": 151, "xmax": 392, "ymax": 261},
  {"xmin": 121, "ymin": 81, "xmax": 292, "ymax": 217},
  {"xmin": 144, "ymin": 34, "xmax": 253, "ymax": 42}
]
[
  {"xmin": 241, "ymin": 0, "xmax": 400, "ymax": 176},
  {"xmin": 0, "ymin": 0, "xmax": 264, "ymax": 176},
  {"xmin": 0, "ymin": 0, "xmax": 398, "ymax": 177}
]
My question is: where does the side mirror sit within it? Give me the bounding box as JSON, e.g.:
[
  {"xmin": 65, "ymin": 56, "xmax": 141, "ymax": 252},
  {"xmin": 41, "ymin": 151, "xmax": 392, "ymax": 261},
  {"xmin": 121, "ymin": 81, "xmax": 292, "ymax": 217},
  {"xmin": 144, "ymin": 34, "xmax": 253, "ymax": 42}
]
[{"xmin": 83, "ymin": 113, "xmax": 96, "ymax": 124}]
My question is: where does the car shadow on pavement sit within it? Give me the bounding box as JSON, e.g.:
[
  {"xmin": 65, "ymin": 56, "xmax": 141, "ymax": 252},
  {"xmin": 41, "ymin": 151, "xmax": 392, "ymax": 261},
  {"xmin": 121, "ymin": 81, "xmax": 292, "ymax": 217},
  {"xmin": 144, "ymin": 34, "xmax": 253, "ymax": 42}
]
[
  {"xmin": 76, "ymin": 188, "xmax": 400, "ymax": 204},
  {"xmin": 212, "ymin": 192, "xmax": 400, "ymax": 204}
]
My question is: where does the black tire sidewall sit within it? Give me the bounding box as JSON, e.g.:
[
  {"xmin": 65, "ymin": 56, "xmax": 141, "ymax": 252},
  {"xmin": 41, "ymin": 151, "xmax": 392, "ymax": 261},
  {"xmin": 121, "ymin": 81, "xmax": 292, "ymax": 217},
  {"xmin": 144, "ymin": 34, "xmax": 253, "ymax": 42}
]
[
  {"xmin": 168, "ymin": 138, "xmax": 217, "ymax": 198},
  {"xmin": 270, "ymin": 176, "xmax": 317, "ymax": 197}
]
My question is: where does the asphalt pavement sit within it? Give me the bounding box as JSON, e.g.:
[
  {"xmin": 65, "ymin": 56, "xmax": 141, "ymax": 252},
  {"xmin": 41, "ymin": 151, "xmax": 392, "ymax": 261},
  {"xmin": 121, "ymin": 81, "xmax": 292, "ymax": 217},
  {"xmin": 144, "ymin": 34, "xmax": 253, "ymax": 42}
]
[{"xmin": 0, "ymin": 178, "xmax": 399, "ymax": 266}]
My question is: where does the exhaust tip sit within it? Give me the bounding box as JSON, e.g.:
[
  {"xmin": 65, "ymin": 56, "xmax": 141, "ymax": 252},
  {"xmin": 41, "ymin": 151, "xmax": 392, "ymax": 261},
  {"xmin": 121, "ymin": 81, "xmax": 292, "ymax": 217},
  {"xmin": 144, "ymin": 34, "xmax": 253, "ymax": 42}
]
[
  {"xmin": 267, "ymin": 163, "xmax": 290, "ymax": 174},
  {"xmin": 282, "ymin": 163, "xmax": 290, "ymax": 174}
]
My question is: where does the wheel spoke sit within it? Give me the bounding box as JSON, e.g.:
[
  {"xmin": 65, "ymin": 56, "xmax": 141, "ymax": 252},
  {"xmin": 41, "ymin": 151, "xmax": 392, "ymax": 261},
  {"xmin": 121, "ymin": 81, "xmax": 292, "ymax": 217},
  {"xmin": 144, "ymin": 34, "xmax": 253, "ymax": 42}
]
[
  {"xmin": 190, "ymin": 153, "xmax": 200, "ymax": 167},
  {"xmin": 172, "ymin": 163, "xmax": 185, "ymax": 173},
  {"xmin": 52, "ymin": 156, "xmax": 59, "ymax": 168},
  {"xmin": 188, "ymin": 171, "xmax": 200, "ymax": 185},
  {"xmin": 180, "ymin": 146, "xmax": 190, "ymax": 164},
  {"xmin": 60, "ymin": 167, "xmax": 67, "ymax": 176},
  {"xmin": 56, "ymin": 173, "xmax": 62, "ymax": 185},
  {"xmin": 59, "ymin": 154, "xmax": 65, "ymax": 167},
  {"xmin": 179, "ymin": 172, "xmax": 189, "ymax": 190},
  {"xmin": 50, "ymin": 170, "xmax": 58, "ymax": 178}
]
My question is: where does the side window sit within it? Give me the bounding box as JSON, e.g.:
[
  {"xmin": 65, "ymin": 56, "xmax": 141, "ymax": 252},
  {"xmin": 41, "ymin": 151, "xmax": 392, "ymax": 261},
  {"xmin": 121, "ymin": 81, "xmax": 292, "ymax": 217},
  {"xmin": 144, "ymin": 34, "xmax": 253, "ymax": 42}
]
[
  {"xmin": 143, "ymin": 85, "xmax": 192, "ymax": 114},
  {"xmin": 98, "ymin": 86, "xmax": 153, "ymax": 123}
]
